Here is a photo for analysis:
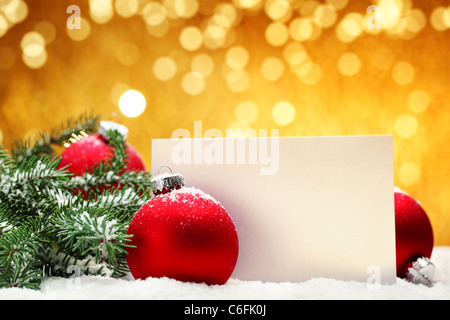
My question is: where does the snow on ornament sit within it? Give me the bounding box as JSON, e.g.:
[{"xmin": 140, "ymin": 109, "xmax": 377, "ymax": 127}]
[
  {"xmin": 97, "ymin": 120, "xmax": 129, "ymax": 141},
  {"xmin": 126, "ymin": 167, "xmax": 239, "ymax": 285},
  {"xmin": 395, "ymin": 187, "xmax": 435, "ymax": 286}
]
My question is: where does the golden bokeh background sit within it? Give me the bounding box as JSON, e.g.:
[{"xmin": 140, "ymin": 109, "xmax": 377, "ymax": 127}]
[{"xmin": 0, "ymin": 0, "xmax": 449, "ymax": 245}]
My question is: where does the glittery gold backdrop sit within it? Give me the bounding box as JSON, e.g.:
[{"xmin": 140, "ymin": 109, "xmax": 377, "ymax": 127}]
[{"xmin": 0, "ymin": 0, "xmax": 449, "ymax": 245}]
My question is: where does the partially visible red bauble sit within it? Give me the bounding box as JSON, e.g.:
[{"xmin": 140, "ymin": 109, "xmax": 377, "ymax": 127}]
[
  {"xmin": 126, "ymin": 172, "xmax": 239, "ymax": 285},
  {"xmin": 395, "ymin": 189, "xmax": 434, "ymax": 279},
  {"xmin": 57, "ymin": 134, "xmax": 146, "ymax": 176}
]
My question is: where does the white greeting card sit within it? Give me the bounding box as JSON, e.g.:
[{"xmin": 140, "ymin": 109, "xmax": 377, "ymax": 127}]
[{"xmin": 151, "ymin": 135, "xmax": 396, "ymax": 284}]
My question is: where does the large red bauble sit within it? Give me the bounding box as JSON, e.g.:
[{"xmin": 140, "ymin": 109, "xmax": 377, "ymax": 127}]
[
  {"xmin": 395, "ymin": 190, "xmax": 434, "ymax": 278},
  {"xmin": 57, "ymin": 134, "xmax": 146, "ymax": 175},
  {"xmin": 126, "ymin": 187, "xmax": 239, "ymax": 285}
]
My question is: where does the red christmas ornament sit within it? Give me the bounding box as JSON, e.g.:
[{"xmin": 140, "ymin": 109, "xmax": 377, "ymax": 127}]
[
  {"xmin": 57, "ymin": 121, "xmax": 146, "ymax": 176},
  {"xmin": 126, "ymin": 168, "xmax": 239, "ymax": 285},
  {"xmin": 57, "ymin": 135, "xmax": 145, "ymax": 175},
  {"xmin": 395, "ymin": 188, "xmax": 434, "ymax": 283}
]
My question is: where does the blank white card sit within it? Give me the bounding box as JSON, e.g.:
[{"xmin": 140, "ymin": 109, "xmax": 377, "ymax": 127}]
[{"xmin": 151, "ymin": 136, "xmax": 396, "ymax": 284}]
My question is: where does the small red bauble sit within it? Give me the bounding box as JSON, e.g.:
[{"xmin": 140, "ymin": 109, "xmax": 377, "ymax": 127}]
[
  {"xmin": 57, "ymin": 134, "xmax": 145, "ymax": 176},
  {"xmin": 126, "ymin": 170, "xmax": 239, "ymax": 285},
  {"xmin": 395, "ymin": 189, "xmax": 434, "ymax": 279}
]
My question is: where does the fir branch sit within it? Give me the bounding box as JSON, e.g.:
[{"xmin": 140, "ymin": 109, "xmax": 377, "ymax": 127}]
[
  {"xmin": 102, "ymin": 129, "xmax": 130, "ymax": 168},
  {"xmin": 0, "ymin": 188, "xmax": 59, "ymax": 221},
  {"xmin": 11, "ymin": 112, "xmax": 101, "ymax": 162},
  {"xmin": 0, "ymin": 156, "xmax": 69, "ymax": 220},
  {"xmin": 0, "ymin": 260, "xmax": 42, "ymax": 290},
  {"xmin": 52, "ymin": 207, "xmax": 132, "ymax": 277},
  {"xmin": 14, "ymin": 156, "xmax": 71, "ymax": 189},
  {"xmin": 12, "ymin": 138, "xmax": 53, "ymax": 164},
  {"xmin": 87, "ymin": 187, "xmax": 149, "ymax": 222},
  {"xmin": 68, "ymin": 168, "xmax": 121, "ymax": 194},
  {"xmin": 47, "ymin": 186, "xmax": 149, "ymax": 227},
  {"xmin": 0, "ymin": 227, "xmax": 42, "ymax": 289},
  {"xmin": 0, "ymin": 113, "xmax": 152, "ymax": 288},
  {"xmin": 40, "ymin": 185, "xmax": 78, "ymax": 208},
  {"xmin": 0, "ymin": 203, "xmax": 15, "ymax": 237},
  {"xmin": 49, "ymin": 111, "xmax": 101, "ymax": 146},
  {"xmin": 0, "ymin": 145, "xmax": 14, "ymax": 170},
  {"xmin": 39, "ymin": 247, "xmax": 109, "ymax": 278},
  {"xmin": 115, "ymin": 170, "xmax": 153, "ymax": 195}
]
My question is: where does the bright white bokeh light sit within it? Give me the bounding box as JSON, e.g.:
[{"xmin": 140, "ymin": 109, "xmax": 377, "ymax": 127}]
[{"xmin": 119, "ymin": 90, "xmax": 146, "ymax": 118}]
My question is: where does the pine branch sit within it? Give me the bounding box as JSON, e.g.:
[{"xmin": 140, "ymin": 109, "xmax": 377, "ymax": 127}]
[
  {"xmin": 0, "ymin": 113, "xmax": 152, "ymax": 289},
  {"xmin": 0, "ymin": 156, "xmax": 69, "ymax": 220},
  {"xmin": 49, "ymin": 111, "xmax": 101, "ymax": 146},
  {"xmin": 0, "ymin": 227, "xmax": 43, "ymax": 289},
  {"xmin": 11, "ymin": 112, "xmax": 101, "ymax": 163},
  {"xmin": 51, "ymin": 207, "xmax": 132, "ymax": 277},
  {"xmin": 0, "ymin": 203, "xmax": 15, "ymax": 238},
  {"xmin": 0, "ymin": 260, "xmax": 42, "ymax": 290},
  {"xmin": 115, "ymin": 170, "xmax": 153, "ymax": 195},
  {"xmin": 86, "ymin": 187, "xmax": 149, "ymax": 222},
  {"xmin": 0, "ymin": 145, "xmax": 14, "ymax": 169},
  {"xmin": 39, "ymin": 247, "xmax": 109, "ymax": 278}
]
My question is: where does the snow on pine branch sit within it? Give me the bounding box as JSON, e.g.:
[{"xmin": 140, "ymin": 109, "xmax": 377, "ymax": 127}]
[
  {"xmin": 75, "ymin": 211, "xmax": 122, "ymax": 243},
  {"xmin": 52, "ymin": 206, "xmax": 132, "ymax": 275},
  {"xmin": 0, "ymin": 227, "xmax": 42, "ymax": 289},
  {"xmin": 0, "ymin": 114, "xmax": 155, "ymax": 289},
  {"xmin": 95, "ymin": 187, "xmax": 146, "ymax": 210},
  {"xmin": 0, "ymin": 157, "xmax": 71, "ymax": 208},
  {"xmin": 69, "ymin": 171, "xmax": 120, "ymax": 192},
  {"xmin": 42, "ymin": 185, "xmax": 147, "ymax": 215},
  {"xmin": 39, "ymin": 248, "xmax": 113, "ymax": 278}
]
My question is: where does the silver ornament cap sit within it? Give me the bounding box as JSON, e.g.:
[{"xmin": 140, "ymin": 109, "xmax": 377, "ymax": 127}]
[
  {"xmin": 151, "ymin": 166, "xmax": 185, "ymax": 196},
  {"xmin": 406, "ymin": 257, "xmax": 435, "ymax": 287}
]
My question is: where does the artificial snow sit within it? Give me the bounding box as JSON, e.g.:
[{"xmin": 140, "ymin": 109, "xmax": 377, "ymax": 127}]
[
  {"xmin": 163, "ymin": 187, "xmax": 223, "ymax": 207},
  {"xmin": 1, "ymin": 246, "xmax": 449, "ymax": 300},
  {"xmin": 98, "ymin": 121, "xmax": 129, "ymax": 141}
]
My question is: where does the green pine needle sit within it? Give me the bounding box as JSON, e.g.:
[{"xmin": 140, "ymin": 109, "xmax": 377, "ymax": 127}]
[{"xmin": 0, "ymin": 113, "xmax": 151, "ymax": 289}]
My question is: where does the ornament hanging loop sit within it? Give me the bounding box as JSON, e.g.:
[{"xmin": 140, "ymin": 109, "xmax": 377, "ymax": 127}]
[
  {"xmin": 151, "ymin": 165, "xmax": 185, "ymax": 196},
  {"xmin": 158, "ymin": 165, "xmax": 173, "ymax": 175}
]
